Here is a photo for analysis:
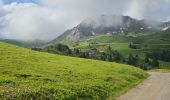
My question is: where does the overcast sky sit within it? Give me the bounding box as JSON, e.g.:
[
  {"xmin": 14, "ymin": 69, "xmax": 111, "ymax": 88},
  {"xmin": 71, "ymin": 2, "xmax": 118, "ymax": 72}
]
[{"xmin": 0, "ymin": 0, "xmax": 170, "ymax": 41}]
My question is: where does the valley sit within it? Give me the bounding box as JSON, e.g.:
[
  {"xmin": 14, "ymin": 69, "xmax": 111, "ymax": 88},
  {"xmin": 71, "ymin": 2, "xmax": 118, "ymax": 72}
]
[
  {"xmin": 45, "ymin": 32, "xmax": 170, "ymax": 70},
  {"xmin": 44, "ymin": 15, "xmax": 170, "ymax": 71},
  {"xmin": 0, "ymin": 13, "xmax": 170, "ymax": 100},
  {"xmin": 1, "ymin": 0, "xmax": 170, "ymax": 99}
]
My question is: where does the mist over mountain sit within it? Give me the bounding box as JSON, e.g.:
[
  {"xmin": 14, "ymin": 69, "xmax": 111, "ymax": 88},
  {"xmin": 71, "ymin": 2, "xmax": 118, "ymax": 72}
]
[
  {"xmin": 1, "ymin": 0, "xmax": 170, "ymax": 43},
  {"xmin": 1, "ymin": 14, "xmax": 169, "ymax": 47},
  {"xmin": 50, "ymin": 15, "xmax": 168, "ymax": 44},
  {"xmin": 161, "ymin": 21, "xmax": 170, "ymax": 31}
]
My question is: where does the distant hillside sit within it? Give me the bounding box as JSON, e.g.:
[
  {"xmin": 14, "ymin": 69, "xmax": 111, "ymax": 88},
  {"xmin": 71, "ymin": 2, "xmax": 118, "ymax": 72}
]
[
  {"xmin": 56, "ymin": 31, "xmax": 170, "ymax": 69},
  {"xmin": 0, "ymin": 42, "xmax": 148, "ymax": 99},
  {"xmin": 0, "ymin": 39, "xmax": 46, "ymax": 48},
  {"xmin": 49, "ymin": 15, "xmax": 162, "ymax": 44}
]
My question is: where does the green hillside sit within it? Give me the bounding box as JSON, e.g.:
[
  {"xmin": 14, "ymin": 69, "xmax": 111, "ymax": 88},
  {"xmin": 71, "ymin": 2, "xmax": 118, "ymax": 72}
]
[
  {"xmin": 61, "ymin": 33, "xmax": 170, "ymax": 54},
  {"xmin": 59, "ymin": 34, "xmax": 134, "ymax": 56},
  {"xmin": 0, "ymin": 42, "xmax": 148, "ymax": 100},
  {"xmin": 59, "ymin": 32, "xmax": 170, "ymax": 69}
]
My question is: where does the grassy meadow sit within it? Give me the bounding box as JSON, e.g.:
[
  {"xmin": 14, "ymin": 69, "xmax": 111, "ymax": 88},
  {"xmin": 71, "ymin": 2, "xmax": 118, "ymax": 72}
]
[{"xmin": 0, "ymin": 42, "xmax": 148, "ymax": 99}]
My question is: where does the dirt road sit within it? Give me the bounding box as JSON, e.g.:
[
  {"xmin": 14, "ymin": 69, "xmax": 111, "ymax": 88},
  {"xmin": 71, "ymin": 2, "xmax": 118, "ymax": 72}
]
[{"xmin": 117, "ymin": 72, "xmax": 170, "ymax": 100}]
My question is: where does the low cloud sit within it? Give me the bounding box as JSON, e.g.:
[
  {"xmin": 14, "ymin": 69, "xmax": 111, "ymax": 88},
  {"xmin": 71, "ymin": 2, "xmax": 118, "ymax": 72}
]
[
  {"xmin": 0, "ymin": 3, "xmax": 70, "ymax": 41},
  {"xmin": 124, "ymin": 0, "xmax": 170, "ymax": 20},
  {"xmin": 123, "ymin": 0, "xmax": 147, "ymax": 19},
  {"xmin": 0, "ymin": 0, "xmax": 170, "ymax": 41}
]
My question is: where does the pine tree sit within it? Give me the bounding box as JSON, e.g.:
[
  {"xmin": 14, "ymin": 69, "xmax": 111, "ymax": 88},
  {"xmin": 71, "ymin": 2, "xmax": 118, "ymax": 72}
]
[
  {"xmin": 114, "ymin": 52, "xmax": 121, "ymax": 62},
  {"xmin": 134, "ymin": 54, "xmax": 139, "ymax": 66},
  {"xmin": 145, "ymin": 55, "xmax": 150, "ymax": 63},
  {"xmin": 74, "ymin": 48, "xmax": 80, "ymax": 54},
  {"xmin": 127, "ymin": 54, "xmax": 137, "ymax": 66},
  {"xmin": 107, "ymin": 46, "xmax": 112, "ymax": 53},
  {"xmin": 143, "ymin": 64, "xmax": 148, "ymax": 70},
  {"xmin": 151, "ymin": 58, "xmax": 159, "ymax": 68},
  {"xmin": 100, "ymin": 53, "xmax": 106, "ymax": 61},
  {"xmin": 128, "ymin": 54, "xmax": 134, "ymax": 65},
  {"xmin": 107, "ymin": 54, "xmax": 113, "ymax": 62}
]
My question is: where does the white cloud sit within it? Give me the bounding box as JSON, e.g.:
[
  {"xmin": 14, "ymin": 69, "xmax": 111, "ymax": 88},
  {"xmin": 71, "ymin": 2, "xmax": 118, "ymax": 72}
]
[
  {"xmin": 40, "ymin": 0, "xmax": 128, "ymax": 16},
  {"xmin": 0, "ymin": 0, "xmax": 130, "ymax": 41},
  {"xmin": 123, "ymin": 0, "xmax": 170, "ymax": 20},
  {"xmin": 0, "ymin": 2, "xmax": 69, "ymax": 41},
  {"xmin": 40, "ymin": 0, "xmax": 170, "ymax": 21},
  {"xmin": 0, "ymin": 0, "xmax": 170, "ymax": 41},
  {"xmin": 123, "ymin": 0, "xmax": 146, "ymax": 19}
]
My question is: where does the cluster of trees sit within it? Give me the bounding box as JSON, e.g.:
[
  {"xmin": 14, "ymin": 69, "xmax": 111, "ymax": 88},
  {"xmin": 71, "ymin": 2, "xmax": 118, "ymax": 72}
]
[
  {"xmin": 143, "ymin": 55, "xmax": 159, "ymax": 70},
  {"xmin": 45, "ymin": 44, "xmax": 71, "ymax": 54},
  {"xmin": 41, "ymin": 44, "xmax": 125, "ymax": 62},
  {"xmin": 82, "ymin": 46, "xmax": 125, "ymax": 63},
  {"xmin": 44, "ymin": 44, "xmax": 125, "ymax": 62},
  {"xmin": 129, "ymin": 42, "xmax": 141, "ymax": 49},
  {"xmin": 126, "ymin": 54, "xmax": 159, "ymax": 70},
  {"xmin": 127, "ymin": 54, "xmax": 139, "ymax": 66},
  {"xmin": 147, "ymin": 50, "xmax": 170, "ymax": 62},
  {"xmin": 31, "ymin": 48, "xmax": 42, "ymax": 51},
  {"xmin": 44, "ymin": 44, "xmax": 90, "ymax": 58},
  {"xmin": 100, "ymin": 46, "xmax": 125, "ymax": 62},
  {"xmin": 32, "ymin": 43, "xmax": 159, "ymax": 70}
]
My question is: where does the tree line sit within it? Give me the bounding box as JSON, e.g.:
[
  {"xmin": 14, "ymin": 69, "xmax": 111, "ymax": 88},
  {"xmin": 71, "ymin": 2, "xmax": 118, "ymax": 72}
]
[
  {"xmin": 147, "ymin": 50, "xmax": 170, "ymax": 62},
  {"xmin": 32, "ymin": 43, "xmax": 159, "ymax": 70}
]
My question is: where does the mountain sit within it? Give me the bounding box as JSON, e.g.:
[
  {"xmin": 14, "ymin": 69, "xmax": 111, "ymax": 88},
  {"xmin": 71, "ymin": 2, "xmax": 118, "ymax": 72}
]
[
  {"xmin": 45, "ymin": 15, "xmax": 170, "ymax": 69},
  {"xmin": 0, "ymin": 39, "xmax": 46, "ymax": 48},
  {"xmin": 49, "ymin": 15, "xmax": 161, "ymax": 44},
  {"xmin": 0, "ymin": 42, "xmax": 147, "ymax": 99},
  {"xmin": 161, "ymin": 21, "xmax": 170, "ymax": 31}
]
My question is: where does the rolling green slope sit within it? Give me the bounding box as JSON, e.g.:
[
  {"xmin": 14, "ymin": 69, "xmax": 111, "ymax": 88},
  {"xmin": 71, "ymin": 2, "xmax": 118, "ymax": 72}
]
[
  {"xmin": 61, "ymin": 32, "xmax": 170, "ymax": 52},
  {"xmin": 0, "ymin": 42, "xmax": 148, "ymax": 100},
  {"xmin": 60, "ymin": 34, "xmax": 135, "ymax": 56},
  {"xmin": 60, "ymin": 33, "xmax": 170, "ymax": 69},
  {"xmin": 63, "ymin": 33, "xmax": 170, "ymax": 50}
]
